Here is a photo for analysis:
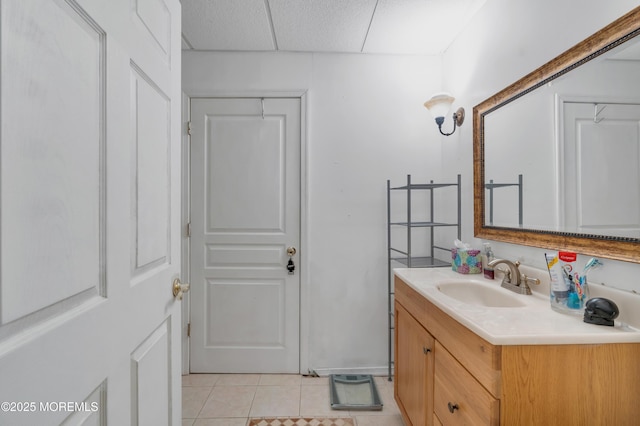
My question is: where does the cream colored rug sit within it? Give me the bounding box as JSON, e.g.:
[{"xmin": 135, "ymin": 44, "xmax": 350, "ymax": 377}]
[{"xmin": 247, "ymin": 418, "xmax": 354, "ymax": 426}]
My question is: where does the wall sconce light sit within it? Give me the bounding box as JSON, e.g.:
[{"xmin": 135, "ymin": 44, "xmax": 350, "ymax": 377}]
[{"xmin": 424, "ymin": 93, "xmax": 465, "ymax": 136}]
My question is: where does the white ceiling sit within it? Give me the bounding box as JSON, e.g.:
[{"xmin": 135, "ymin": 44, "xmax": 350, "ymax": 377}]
[{"xmin": 181, "ymin": 0, "xmax": 486, "ymax": 55}]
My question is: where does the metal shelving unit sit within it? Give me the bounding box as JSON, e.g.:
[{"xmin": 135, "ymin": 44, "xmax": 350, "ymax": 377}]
[
  {"xmin": 485, "ymin": 174, "xmax": 523, "ymax": 226},
  {"xmin": 386, "ymin": 174, "xmax": 461, "ymax": 380}
]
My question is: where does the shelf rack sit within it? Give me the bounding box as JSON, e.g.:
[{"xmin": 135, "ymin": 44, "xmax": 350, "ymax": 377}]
[
  {"xmin": 386, "ymin": 174, "xmax": 461, "ymax": 380},
  {"xmin": 485, "ymin": 174, "xmax": 523, "ymax": 226}
]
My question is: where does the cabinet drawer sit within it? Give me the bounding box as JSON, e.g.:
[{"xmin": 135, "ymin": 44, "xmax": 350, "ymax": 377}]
[{"xmin": 434, "ymin": 342, "xmax": 499, "ymax": 426}]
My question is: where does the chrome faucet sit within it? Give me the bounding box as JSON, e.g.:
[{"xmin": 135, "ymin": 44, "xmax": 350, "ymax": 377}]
[{"xmin": 487, "ymin": 259, "xmax": 540, "ymax": 295}]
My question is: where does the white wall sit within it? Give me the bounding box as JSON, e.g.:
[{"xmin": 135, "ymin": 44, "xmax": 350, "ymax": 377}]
[
  {"xmin": 182, "ymin": 0, "xmax": 640, "ymax": 373},
  {"xmin": 444, "ymin": 0, "xmax": 640, "ymax": 291},
  {"xmin": 183, "ymin": 51, "xmax": 445, "ymax": 373}
]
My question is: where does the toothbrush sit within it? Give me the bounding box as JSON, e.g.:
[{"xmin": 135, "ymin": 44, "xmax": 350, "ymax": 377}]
[
  {"xmin": 583, "ymin": 258, "xmax": 603, "ymax": 275},
  {"xmin": 575, "ymin": 275, "xmax": 585, "ymax": 300},
  {"xmin": 577, "ymin": 258, "xmax": 602, "ymax": 302}
]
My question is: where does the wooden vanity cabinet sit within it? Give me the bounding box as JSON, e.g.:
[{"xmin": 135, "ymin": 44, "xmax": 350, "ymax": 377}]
[{"xmin": 394, "ymin": 275, "xmax": 640, "ymax": 426}]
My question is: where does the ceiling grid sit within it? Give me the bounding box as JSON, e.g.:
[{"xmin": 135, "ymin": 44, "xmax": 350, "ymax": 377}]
[{"xmin": 181, "ymin": 0, "xmax": 486, "ymax": 55}]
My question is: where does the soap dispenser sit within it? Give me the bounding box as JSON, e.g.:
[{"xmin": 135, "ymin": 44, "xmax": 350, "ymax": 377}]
[{"xmin": 483, "ymin": 243, "xmax": 494, "ymax": 279}]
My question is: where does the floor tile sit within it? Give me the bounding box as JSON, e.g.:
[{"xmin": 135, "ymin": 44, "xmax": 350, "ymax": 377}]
[
  {"xmin": 247, "ymin": 419, "xmax": 355, "ymax": 426},
  {"xmin": 199, "ymin": 385, "xmax": 257, "ymax": 418},
  {"xmin": 259, "ymin": 374, "xmax": 303, "ymax": 386},
  {"xmin": 353, "ymin": 414, "xmax": 405, "ymax": 425},
  {"xmin": 183, "ymin": 386, "xmax": 213, "ymax": 418},
  {"xmin": 300, "ymin": 385, "xmax": 334, "ymax": 417},
  {"xmin": 184, "ymin": 374, "xmax": 222, "ymax": 387},
  {"xmin": 375, "ymin": 380, "xmax": 400, "ymax": 415},
  {"xmin": 249, "ymin": 385, "xmax": 301, "ymax": 417},
  {"xmin": 193, "ymin": 419, "xmax": 249, "ymax": 426},
  {"xmin": 216, "ymin": 374, "xmax": 262, "ymax": 386},
  {"xmin": 182, "ymin": 374, "xmax": 404, "ymax": 425},
  {"xmin": 301, "ymin": 375, "xmax": 329, "ymax": 386}
]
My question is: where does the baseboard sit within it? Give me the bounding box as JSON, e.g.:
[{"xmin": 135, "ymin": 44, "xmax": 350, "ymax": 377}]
[{"xmin": 310, "ymin": 366, "xmax": 392, "ymax": 377}]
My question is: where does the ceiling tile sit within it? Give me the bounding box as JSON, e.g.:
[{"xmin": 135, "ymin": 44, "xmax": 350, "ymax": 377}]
[
  {"xmin": 182, "ymin": 0, "xmax": 275, "ymax": 51},
  {"xmin": 180, "ymin": 0, "xmax": 487, "ymax": 54},
  {"xmin": 363, "ymin": 0, "xmax": 486, "ymax": 55},
  {"xmin": 268, "ymin": 0, "xmax": 378, "ymax": 53}
]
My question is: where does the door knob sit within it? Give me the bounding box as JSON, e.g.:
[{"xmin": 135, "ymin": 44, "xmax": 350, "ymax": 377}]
[
  {"xmin": 172, "ymin": 278, "xmax": 190, "ymax": 300},
  {"xmin": 286, "ymin": 246, "xmax": 297, "ymax": 257}
]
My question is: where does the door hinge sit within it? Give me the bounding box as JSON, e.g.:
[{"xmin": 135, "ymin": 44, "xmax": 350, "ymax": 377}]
[
  {"xmin": 187, "ymin": 121, "xmax": 192, "ymax": 136},
  {"xmin": 186, "ymin": 222, "xmax": 191, "ymax": 238},
  {"xmin": 187, "ymin": 323, "xmax": 191, "ymax": 337}
]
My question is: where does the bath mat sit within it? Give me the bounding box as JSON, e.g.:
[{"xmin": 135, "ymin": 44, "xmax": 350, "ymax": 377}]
[{"xmin": 247, "ymin": 418, "xmax": 354, "ymax": 426}]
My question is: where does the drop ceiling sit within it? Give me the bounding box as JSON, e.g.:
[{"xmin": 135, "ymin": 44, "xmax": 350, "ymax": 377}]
[{"xmin": 182, "ymin": 0, "xmax": 486, "ymax": 55}]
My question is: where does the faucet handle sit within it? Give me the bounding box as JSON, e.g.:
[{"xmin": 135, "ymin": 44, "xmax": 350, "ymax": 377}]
[
  {"xmin": 510, "ymin": 261, "xmax": 539, "ymax": 287},
  {"xmin": 495, "ymin": 267, "xmax": 511, "ymax": 280}
]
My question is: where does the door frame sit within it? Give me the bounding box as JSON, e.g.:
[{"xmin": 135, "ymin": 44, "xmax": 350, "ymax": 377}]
[{"xmin": 181, "ymin": 90, "xmax": 309, "ymax": 375}]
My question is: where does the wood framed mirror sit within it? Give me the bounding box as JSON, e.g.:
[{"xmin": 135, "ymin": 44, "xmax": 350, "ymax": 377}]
[{"xmin": 473, "ymin": 6, "xmax": 640, "ymax": 263}]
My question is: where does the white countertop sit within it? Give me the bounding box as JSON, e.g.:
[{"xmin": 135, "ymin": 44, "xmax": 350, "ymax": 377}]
[{"xmin": 394, "ymin": 267, "xmax": 640, "ymax": 345}]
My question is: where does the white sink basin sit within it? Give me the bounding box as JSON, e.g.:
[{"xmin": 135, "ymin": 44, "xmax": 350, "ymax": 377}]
[
  {"xmin": 436, "ymin": 280, "xmax": 527, "ymax": 308},
  {"xmin": 394, "ymin": 267, "xmax": 640, "ymax": 345}
]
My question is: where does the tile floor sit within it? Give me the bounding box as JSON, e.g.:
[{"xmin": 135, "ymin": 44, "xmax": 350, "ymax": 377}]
[{"xmin": 182, "ymin": 374, "xmax": 405, "ymax": 426}]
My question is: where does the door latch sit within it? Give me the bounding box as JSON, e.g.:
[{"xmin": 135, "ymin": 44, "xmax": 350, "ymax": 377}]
[{"xmin": 286, "ymin": 246, "xmax": 297, "ymax": 275}]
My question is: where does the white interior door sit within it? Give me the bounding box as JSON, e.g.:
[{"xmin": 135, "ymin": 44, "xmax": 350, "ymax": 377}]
[
  {"xmin": 190, "ymin": 97, "xmax": 301, "ymax": 373},
  {"xmin": 0, "ymin": 1, "xmax": 182, "ymax": 425},
  {"xmin": 562, "ymin": 102, "xmax": 640, "ymax": 237}
]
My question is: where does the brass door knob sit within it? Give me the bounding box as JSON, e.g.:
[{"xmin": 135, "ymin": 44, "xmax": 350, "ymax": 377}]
[{"xmin": 172, "ymin": 278, "xmax": 190, "ymax": 300}]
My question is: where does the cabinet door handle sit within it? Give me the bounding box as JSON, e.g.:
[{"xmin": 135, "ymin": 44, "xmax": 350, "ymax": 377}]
[
  {"xmin": 447, "ymin": 402, "xmax": 459, "ymax": 413},
  {"xmin": 423, "ymin": 347, "xmax": 431, "ymax": 354}
]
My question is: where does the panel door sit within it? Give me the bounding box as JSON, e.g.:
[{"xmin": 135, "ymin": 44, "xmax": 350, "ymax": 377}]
[
  {"xmin": 0, "ymin": 0, "xmax": 182, "ymax": 424},
  {"xmin": 190, "ymin": 97, "xmax": 301, "ymax": 373},
  {"xmin": 562, "ymin": 102, "xmax": 640, "ymax": 237}
]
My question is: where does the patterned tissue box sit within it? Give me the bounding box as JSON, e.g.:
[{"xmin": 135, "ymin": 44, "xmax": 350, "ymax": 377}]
[{"xmin": 451, "ymin": 248, "xmax": 482, "ymax": 274}]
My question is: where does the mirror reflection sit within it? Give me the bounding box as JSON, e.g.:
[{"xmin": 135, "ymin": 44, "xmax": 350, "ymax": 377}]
[{"xmin": 483, "ymin": 31, "xmax": 640, "ymax": 240}]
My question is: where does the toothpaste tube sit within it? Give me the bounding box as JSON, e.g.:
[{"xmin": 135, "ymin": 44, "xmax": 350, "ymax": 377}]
[{"xmin": 545, "ymin": 252, "xmax": 570, "ymax": 300}]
